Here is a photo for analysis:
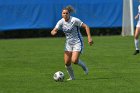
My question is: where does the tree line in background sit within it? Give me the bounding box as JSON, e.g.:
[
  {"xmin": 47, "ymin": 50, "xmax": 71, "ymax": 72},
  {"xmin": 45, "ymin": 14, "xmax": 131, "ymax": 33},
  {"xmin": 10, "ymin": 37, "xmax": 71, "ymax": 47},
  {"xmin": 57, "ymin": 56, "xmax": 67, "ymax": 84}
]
[{"xmin": 0, "ymin": 27, "xmax": 122, "ymax": 39}]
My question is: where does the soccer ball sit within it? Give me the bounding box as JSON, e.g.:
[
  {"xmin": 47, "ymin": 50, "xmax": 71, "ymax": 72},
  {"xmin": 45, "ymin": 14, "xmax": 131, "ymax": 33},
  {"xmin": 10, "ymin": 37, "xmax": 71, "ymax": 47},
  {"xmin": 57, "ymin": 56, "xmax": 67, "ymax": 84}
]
[{"xmin": 53, "ymin": 71, "xmax": 64, "ymax": 82}]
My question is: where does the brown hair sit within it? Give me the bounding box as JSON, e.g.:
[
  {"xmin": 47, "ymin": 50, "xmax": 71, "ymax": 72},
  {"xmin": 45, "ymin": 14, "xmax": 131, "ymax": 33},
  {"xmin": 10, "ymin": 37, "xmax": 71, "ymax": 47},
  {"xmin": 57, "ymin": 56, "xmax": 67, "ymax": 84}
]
[{"xmin": 63, "ymin": 5, "xmax": 76, "ymax": 14}]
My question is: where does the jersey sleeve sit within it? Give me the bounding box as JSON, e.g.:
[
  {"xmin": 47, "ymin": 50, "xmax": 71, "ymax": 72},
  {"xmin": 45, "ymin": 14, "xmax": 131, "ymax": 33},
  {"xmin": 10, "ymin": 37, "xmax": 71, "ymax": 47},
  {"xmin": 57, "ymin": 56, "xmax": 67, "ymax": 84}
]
[
  {"xmin": 55, "ymin": 20, "xmax": 63, "ymax": 30},
  {"xmin": 74, "ymin": 18, "xmax": 83, "ymax": 27},
  {"xmin": 138, "ymin": 5, "xmax": 140, "ymax": 14}
]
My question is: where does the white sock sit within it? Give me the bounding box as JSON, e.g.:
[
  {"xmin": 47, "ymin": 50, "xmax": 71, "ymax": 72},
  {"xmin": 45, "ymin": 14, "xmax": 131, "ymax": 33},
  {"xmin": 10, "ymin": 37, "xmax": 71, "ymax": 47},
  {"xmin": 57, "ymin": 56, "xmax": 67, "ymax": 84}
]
[
  {"xmin": 77, "ymin": 59, "xmax": 87, "ymax": 71},
  {"xmin": 134, "ymin": 39, "xmax": 139, "ymax": 50},
  {"xmin": 65, "ymin": 65, "xmax": 75, "ymax": 79}
]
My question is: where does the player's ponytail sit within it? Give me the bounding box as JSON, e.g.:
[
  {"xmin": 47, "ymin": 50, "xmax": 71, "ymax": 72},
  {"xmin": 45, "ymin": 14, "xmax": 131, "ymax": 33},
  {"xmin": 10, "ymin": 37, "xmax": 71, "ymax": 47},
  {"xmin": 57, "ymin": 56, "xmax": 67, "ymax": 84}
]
[{"xmin": 63, "ymin": 5, "xmax": 76, "ymax": 14}]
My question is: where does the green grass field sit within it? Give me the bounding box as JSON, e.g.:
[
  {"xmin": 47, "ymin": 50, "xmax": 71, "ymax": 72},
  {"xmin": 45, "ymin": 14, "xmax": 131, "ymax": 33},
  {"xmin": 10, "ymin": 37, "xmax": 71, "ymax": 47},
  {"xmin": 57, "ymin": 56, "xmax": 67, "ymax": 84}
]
[{"xmin": 0, "ymin": 36, "xmax": 140, "ymax": 93}]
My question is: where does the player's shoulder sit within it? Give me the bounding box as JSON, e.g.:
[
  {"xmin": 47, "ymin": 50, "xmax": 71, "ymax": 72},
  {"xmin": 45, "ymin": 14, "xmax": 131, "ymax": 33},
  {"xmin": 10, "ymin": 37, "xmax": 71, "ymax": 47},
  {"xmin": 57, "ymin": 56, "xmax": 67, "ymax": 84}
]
[
  {"xmin": 71, "ymin": 16, "xmax": 79, "ymax": 20},
  {"xmin": 71, "ymin": 16, "xmax": 81, "ymax": 22},
  {"xmin": 57, "ymin": 18, "xmax": 64, "ymax": 24},
  {"xmin": 58, "ymin": 18, "xmax": 64, "ymax": 22}
]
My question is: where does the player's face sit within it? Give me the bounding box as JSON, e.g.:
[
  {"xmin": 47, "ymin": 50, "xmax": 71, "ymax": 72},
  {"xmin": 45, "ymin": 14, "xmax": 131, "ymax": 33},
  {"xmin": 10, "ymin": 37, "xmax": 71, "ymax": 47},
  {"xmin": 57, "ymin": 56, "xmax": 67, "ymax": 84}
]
[{"xmin": 62, "ymin": 9, "xmax": 70, "ymax": 21}]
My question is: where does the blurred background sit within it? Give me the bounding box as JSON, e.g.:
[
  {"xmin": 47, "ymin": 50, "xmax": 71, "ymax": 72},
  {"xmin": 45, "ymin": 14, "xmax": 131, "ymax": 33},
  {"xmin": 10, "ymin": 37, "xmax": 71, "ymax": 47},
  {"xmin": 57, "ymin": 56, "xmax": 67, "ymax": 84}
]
[{"xmin": 0, "ymin": 0, "xmax": 139, "ymax": 38}]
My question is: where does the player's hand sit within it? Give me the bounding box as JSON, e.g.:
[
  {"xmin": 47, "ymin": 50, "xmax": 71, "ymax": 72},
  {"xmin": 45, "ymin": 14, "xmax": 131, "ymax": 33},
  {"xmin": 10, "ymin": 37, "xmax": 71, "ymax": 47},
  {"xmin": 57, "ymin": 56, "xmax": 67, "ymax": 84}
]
[
  {"xmin": 51, "ymin": 30, "xmax": 57, "ymax": 35},
  {"xmin": 88, "ymin": 37, "xmax": 93, "ymax": 46},
  {"xmin": 51, "ymin": 28, "xmax": 58, "ymax": 36},
  {"xmin": 135, "ymin": 15, "xmax": 139, "ymax": 20}
]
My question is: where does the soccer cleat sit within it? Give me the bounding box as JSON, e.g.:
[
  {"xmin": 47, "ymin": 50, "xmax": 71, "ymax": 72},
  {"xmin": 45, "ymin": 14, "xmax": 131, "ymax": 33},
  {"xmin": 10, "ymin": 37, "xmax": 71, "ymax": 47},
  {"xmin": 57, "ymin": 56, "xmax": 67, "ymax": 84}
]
[
  {"xmin": 133, "ymin": 50, "xmax": 139, "ymax": 55},
  {"xmin": 66, "ymin": 78, "xmax": 75, "ymax": 81}
]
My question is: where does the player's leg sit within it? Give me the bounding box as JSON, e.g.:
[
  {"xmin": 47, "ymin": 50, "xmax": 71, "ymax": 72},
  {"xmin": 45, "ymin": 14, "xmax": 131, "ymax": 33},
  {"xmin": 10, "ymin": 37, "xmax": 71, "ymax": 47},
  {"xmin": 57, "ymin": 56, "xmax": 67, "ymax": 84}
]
[
  {"xmin": 71, "ymin": 51, "xmax": 88, "ymax": 75},
  {"xmin": 134, "ymin": 27, "xmax": 140, "ymax": 55},
  {"xmin": 64, "ymin": 51, "xmax": 75, "ymax": 80}
]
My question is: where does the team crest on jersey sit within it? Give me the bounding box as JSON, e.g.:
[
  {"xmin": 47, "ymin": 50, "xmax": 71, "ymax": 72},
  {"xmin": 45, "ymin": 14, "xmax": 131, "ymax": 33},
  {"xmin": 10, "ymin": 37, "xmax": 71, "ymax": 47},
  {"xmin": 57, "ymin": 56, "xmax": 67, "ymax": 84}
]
[{"xmin": 62, "ymin": 21, "xmax": 75, "ymax": 32}]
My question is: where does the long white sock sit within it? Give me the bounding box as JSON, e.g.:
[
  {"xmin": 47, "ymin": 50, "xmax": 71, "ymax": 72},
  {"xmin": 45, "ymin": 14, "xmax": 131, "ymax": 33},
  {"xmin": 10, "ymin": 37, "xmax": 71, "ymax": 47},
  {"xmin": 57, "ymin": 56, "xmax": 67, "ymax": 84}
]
[
  {"xmin": 65, "ymin": 65, "xmax": 75, "ymax": 79},
  {"xmin": 134, "ymin": 39, "xmax": 139, "ymax": 50},
  {"xmin": 77, "ymin": 59, "xmax": 87, "ymax": 71}
]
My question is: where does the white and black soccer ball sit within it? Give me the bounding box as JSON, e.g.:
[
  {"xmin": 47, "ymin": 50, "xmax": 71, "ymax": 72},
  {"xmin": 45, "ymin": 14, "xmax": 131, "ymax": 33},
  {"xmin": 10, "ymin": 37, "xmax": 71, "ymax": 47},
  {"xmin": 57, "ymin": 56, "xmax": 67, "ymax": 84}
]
[{"xmin": 53, "ymin": 71, "xmax": 64, "ymax": 82}]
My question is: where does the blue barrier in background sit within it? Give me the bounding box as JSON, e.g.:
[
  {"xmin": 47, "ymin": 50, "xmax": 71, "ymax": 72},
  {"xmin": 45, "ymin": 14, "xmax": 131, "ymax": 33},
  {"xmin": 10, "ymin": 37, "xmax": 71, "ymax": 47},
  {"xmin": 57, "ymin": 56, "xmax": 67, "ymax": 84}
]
[{"xmin": 0, "ymin": 0, "xmax": 129, "ymax": 31}]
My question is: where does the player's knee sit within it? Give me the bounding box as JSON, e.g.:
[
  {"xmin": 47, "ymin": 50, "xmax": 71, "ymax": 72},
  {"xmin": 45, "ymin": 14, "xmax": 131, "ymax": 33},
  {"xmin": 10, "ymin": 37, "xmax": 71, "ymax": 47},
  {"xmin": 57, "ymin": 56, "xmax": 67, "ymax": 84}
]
[
  {"xmin": 65, "ymin": 64, "xmax": 71, "ymax": 66},
  {"xmin": 71, "ymin": 59, "xmax": 78, "ymax": 64},
  {"xmin": 65, "ymin": 62, "xmax": 71, "ymax": 66},
  {"xmin": 135, "ymin": 35, "xmax": 139, "ymax": 39}
]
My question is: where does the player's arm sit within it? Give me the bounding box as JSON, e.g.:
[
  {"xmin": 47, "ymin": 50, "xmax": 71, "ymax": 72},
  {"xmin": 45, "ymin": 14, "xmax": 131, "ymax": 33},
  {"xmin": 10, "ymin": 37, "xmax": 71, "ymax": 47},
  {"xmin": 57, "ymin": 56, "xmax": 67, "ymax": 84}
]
[
  {"xmin": 135, "ymin": 13, "xmax": 139, "ymax": 20},
  {"xmin": 51, "ymin": 28, "xmax": 58, "ymax": 36},
  {"xmin": 81, "ymin": 23, "xmax": 93, "ymax": 46},
  {"xmin": 51, "ymin": 20, "xmax": 62, "ymax": 36}
]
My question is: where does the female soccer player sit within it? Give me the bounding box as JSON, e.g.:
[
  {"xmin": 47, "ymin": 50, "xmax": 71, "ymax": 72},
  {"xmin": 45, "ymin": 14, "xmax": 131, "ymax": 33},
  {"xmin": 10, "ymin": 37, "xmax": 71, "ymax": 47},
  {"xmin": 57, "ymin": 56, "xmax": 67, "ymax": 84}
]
[
  {"xmin": 134, "ymin": 1, "xmax": 140, "ymax": 55},
  {"xmin": 51, "ymin": 5, "xmax": 93, "ymax": 80}
]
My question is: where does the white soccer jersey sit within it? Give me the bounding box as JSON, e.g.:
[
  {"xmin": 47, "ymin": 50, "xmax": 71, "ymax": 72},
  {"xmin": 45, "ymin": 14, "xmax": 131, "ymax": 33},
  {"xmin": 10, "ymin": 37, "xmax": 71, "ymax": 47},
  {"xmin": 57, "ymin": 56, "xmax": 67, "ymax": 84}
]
[
  {"xmin": 138, "ymin": 5, "xmax": 140, "ymax": 21},
  {"xmin": 55, "ymin": 16, "xmax": 84, "ymax": 51},
  {"xmin": 136, "ymin": 5, "xmax": 140, "ymax": 27}
]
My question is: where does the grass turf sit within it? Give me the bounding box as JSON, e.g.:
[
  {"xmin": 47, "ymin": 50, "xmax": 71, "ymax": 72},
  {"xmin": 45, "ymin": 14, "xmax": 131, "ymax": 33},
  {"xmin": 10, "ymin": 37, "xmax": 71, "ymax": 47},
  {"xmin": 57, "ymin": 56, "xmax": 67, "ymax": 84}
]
[{"xmin": 0, "ymin": 36, "xmax": 140, "ymax": 93}]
